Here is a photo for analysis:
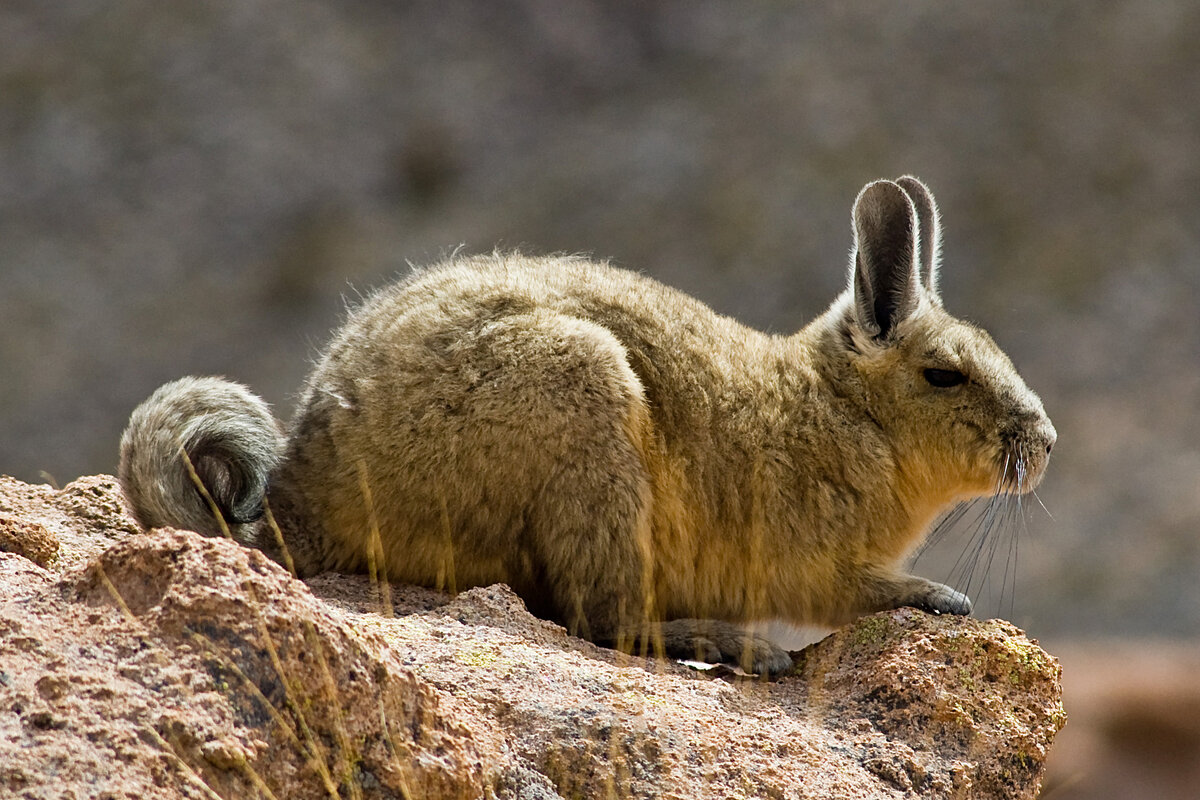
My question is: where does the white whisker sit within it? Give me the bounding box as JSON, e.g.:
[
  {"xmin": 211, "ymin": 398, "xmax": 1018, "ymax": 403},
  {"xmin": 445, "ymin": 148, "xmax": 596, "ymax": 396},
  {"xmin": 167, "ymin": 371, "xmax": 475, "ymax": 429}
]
[{"xmin": 1032, "ymin": 489, "xmax": 1052, "ymax": 519}]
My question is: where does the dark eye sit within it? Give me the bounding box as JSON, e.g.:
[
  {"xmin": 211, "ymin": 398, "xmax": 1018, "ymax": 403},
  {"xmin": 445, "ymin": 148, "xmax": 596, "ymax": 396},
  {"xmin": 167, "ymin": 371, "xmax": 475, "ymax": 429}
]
[{"xmin": 924, "ymin": 368, "xmax": 967, "ymax": 388}]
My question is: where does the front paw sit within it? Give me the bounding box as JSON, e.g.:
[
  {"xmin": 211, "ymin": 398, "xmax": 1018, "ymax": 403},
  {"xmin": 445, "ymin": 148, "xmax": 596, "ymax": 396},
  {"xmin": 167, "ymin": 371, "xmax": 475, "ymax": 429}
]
[{"xmin": 910, "ymin": 582, "xmax": 972, "ymax": 616}]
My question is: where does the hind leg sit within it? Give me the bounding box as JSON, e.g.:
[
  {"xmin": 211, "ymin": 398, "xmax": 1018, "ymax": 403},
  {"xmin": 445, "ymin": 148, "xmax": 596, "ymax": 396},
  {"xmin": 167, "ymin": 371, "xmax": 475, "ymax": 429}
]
[
  {"xmin": 281, "ymin": 304, "xmax": 660, "ymax": 602},
  {"xmin": 329, "ymin": 305, "xmax": 663, "ymax": 639},
  {"xmin": 462, "ymin": 312, "xmax": 793, "ymax": 673},
  {"xmin": 480, "ymin": 312, "xmax": 662, "ymax": 642}
]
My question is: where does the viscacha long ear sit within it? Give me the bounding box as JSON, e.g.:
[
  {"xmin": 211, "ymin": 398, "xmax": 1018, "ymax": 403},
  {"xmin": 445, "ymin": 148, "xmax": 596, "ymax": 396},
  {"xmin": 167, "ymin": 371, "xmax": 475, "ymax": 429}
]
[
  {"xmin": 895, "ymin": 175, "xmax": 942, "ymax": 298},
  {"xmin": 850, "ymin": 179, "xmax": 921, "ymax": 340}
]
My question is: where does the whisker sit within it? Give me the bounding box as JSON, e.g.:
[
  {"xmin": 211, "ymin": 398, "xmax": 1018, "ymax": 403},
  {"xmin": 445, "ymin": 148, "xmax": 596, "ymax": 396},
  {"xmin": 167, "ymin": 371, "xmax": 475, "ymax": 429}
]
[
  {"xmin": 948, "ymin": 489, "xmax": 1004, "ymax": 603},
  {"xmin": 913, "ymin": 437, "xmax": 1058, "ymax": 622},
  {"xmin": 1002, "ymin": 504, "xmax": 1018, "ymax": 620},
  {"xmin": 914, "ymin": 500, "xmax": 972, "ymax": 559},
  {"xmin": 989, "ymin": 453, "xmax": 1025, "ymax": 612},
  {"xmin": 916, "ymin": 446, "xmax": 1044, "ymax": 620},
  {"xmin": 985, "ymin": 495, "xmax": 1009, "ymax": 597},
  {"xmin": 1032, "ymin": 489, "xmax": 1053, "ymax": 519}
]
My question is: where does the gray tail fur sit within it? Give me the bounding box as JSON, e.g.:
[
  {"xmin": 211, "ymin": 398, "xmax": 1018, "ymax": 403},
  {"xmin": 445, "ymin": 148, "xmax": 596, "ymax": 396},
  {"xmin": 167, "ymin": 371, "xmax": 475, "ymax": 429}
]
[{"xmin": 118, "ymin": 376, "xmax": 285, "ymax": 543}]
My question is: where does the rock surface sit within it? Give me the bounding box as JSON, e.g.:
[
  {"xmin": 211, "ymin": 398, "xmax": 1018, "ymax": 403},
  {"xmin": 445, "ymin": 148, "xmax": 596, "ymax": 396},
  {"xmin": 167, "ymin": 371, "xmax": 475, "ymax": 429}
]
[{"xmin": 0, "ymin": 475, "xmax": 1064, "ymax": 799}]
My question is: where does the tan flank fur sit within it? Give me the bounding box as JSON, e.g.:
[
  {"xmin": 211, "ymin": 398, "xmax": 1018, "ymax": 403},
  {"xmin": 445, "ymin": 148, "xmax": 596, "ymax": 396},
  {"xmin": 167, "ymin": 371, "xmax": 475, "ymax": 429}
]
[{"xmin": 119, "ymin": 177, "xmax": 1056, "ymax": 674}]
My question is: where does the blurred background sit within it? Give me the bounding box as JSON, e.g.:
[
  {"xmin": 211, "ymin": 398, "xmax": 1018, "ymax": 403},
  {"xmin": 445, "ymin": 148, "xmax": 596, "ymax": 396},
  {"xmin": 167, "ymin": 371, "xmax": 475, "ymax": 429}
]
[{"xmin": 1, "ymin": 2, "xmax": 1197, "ymax": 796}]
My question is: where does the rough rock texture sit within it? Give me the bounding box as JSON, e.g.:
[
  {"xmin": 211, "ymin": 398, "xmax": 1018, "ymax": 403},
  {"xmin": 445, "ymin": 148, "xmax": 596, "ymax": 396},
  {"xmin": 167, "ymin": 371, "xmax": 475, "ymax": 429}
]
[
  {"xmin": 0, "ymin": 475, "xmax": 140, "ymax": 570},
  {"xmin": 2, "ymin": 537, "xmax": 486, "ymax": 799},
  {"xmin": 0, "ymin": 475, "xmax": 1065, "ymax": 799},
  {"xmin": 787, "ymin": 614, "xmax": 1064, "ymax": 798}
]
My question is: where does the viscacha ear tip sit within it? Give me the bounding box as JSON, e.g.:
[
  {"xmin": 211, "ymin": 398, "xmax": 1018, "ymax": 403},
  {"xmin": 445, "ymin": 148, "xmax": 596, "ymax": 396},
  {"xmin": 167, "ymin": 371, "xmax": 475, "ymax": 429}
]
[{"xmin": 893, "ymin": 176, "xmax": 942, "ymax": 296}]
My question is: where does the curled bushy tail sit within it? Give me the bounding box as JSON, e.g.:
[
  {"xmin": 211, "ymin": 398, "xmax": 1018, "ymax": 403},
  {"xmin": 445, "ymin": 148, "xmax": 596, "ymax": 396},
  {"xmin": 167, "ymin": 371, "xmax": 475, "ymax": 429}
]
[{"xmin": 118, "ymin": 376, "xmax": 284, "ymax": 543}]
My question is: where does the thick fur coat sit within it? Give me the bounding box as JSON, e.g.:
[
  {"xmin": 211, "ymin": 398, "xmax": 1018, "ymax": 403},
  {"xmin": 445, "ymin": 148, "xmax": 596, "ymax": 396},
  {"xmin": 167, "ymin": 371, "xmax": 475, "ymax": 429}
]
[{"xmin": 120, "ymin": 178, "xmax": 1055, "ymax": 673}]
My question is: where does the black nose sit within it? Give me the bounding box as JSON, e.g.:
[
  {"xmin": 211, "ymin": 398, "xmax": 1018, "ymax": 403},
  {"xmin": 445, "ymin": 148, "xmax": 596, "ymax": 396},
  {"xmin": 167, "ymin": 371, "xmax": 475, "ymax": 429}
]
[{"xmin": 1046, "ymin": 441, "xmax": 1053, "ymax": 454}]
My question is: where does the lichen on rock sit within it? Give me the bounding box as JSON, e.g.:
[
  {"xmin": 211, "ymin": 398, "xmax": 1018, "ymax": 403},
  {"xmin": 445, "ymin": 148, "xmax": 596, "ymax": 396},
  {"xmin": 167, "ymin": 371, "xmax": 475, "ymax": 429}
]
[{"xmin": 789, "ymin": 609, "xmax": 1065, "ymax": 798}]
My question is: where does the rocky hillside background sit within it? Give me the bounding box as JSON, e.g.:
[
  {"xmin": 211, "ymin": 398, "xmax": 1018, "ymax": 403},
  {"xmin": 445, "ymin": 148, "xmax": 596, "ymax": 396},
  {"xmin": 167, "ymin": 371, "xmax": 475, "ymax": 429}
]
[{"xmin": 2, "ymin": 0, "xmax": 1197, "ymax": 650}]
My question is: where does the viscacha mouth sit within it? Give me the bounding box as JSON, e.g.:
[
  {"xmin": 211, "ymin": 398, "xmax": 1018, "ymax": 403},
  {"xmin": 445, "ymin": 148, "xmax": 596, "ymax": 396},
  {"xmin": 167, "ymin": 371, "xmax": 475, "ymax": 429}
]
[{"xmin": 998, "ymin": 440, "xmax": 1050, "ymax": 495}]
